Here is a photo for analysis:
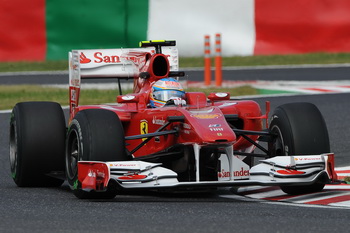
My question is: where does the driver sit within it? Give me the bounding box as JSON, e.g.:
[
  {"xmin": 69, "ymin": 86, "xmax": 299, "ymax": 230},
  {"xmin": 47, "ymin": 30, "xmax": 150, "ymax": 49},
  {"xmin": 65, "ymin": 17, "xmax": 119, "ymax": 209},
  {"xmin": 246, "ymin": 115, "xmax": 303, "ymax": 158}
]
[{"xmin": 149, "ymin": 78, "xmax": 186, "ymax": 107}]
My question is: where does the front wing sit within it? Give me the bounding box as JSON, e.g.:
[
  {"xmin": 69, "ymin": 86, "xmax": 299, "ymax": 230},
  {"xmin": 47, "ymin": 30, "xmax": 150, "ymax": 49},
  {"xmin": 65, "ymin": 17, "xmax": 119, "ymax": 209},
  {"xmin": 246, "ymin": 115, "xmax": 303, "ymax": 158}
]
[{"xmin": 77, "ymin": 153, "xmax": 337, "ymax": 192}]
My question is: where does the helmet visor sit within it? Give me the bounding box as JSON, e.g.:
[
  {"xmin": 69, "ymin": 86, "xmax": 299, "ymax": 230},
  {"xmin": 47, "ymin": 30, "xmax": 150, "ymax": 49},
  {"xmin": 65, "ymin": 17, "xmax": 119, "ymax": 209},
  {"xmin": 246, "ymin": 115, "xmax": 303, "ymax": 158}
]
[{"xmin": 153, "ymin": 89, "xmax": 185, "ymax": 102}]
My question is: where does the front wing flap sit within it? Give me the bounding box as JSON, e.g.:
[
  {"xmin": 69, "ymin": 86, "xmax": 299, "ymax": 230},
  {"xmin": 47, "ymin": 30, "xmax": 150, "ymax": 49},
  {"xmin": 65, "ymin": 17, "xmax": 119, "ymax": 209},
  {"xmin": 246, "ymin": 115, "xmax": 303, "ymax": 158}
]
[{"xmin": 77, "ymin": 153, "xmax": 336, "ymax": 192}]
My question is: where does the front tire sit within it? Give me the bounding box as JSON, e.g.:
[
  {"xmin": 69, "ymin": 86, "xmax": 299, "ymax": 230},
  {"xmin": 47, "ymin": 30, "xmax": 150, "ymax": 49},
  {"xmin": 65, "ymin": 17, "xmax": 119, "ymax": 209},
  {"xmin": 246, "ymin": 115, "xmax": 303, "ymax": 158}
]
[
  {"xmin": 269, "ymin": 102, "xmax": 330, "ymax": 194},
  {"xmin": 9, "ymin": 102, "xmax": 66, "ymax": 187},
  {"xmin": 65, "ymin": 109, "xmax": 127, "ymax": 199}
]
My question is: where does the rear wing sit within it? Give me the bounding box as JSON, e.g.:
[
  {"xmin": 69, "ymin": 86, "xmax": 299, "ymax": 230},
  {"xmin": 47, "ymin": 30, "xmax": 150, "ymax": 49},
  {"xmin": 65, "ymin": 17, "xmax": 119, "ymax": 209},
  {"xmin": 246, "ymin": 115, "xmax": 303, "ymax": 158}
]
[{"xmin": 68, "ymin": 46, "xmax": 179, "ymax": 88}]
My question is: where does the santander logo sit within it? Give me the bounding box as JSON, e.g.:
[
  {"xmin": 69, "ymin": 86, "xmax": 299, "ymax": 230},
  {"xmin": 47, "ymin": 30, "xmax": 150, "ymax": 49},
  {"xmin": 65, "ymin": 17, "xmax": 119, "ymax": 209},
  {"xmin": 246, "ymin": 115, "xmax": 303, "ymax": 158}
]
[
  {"xmin": 80, "ymin": 52, "xmax": 91, "ymax": 64},
  {"xmin": 218, "ymin": 167, "xmax": 249, "ymax": 178},
  {"xmin": 79, "ymin": 52, "xmax": 121, "ymax": 64}
]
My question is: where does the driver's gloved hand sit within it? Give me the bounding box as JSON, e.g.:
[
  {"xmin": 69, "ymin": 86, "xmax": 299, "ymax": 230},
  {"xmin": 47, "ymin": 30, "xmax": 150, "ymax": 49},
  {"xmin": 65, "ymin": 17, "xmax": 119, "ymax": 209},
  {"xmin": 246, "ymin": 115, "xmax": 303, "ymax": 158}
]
[{"xmin": 165, "ymin": 97, "xmax": 186, "ymax": 106}]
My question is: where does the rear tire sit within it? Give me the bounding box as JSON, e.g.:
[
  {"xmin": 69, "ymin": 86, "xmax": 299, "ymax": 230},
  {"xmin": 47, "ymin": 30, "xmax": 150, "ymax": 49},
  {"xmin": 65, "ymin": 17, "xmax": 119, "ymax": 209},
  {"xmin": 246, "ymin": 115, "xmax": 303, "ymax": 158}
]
[
  {"xmin": 269, "ymin": 102, "xmax": 330, "ymax": 195},
  {"xmin": 9, "ymin": 102, "xmax": 66, "ymax": 187},
  {"xmin": 65, "ymin": 109, "xmax": 127, "ymax": 199}
]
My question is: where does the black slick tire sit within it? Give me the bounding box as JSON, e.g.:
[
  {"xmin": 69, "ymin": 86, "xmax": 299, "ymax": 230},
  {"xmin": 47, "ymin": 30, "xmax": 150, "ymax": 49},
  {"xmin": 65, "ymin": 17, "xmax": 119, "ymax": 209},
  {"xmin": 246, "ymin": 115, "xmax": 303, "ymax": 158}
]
[
  {"xmin": 65, "ymin": 109, "xmax": 127, "ymax": 199},
  {"xmin": 9, "ymin": 102, "xmax": 66, "ymax": 187},
  {"xmin": 269, "ymin": 102, "xmax": 330, "ymax": 195}
]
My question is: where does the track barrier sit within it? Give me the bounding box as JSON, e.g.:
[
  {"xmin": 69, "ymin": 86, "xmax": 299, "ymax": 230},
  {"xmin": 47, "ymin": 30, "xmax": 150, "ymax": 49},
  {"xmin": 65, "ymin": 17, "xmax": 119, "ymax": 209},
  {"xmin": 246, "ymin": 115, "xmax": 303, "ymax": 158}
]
[
  {"xmin": 204, "ymin": 35, "xmax": 211, "ymax": 86},
  {"xmin": 215, "ymin": 33, "xmax": 222, "ymax": 87},
  {"xmin": 204, "ymin": 33, "xmax": 222, "ymax": 87}
]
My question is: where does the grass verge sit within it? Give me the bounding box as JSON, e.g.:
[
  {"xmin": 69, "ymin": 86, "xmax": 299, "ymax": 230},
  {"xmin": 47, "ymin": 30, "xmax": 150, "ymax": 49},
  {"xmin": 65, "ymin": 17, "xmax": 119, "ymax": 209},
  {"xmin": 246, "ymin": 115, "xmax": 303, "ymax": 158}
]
[
  {"xmin": 0, "ymin": 85, "xmax": 258, "ymax": 110},
  {"xmin": 180, "ymin": 52, "xmax": 350, "ymax": 67}
]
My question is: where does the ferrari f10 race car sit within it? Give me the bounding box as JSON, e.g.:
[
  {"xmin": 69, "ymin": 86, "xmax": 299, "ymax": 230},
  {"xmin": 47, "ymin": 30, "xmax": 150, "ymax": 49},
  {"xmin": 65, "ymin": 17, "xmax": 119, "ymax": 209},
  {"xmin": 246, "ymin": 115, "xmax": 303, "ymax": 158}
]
[{"xmin": 9, "ymin": 40, "xmax": 337, "ymax": 199}]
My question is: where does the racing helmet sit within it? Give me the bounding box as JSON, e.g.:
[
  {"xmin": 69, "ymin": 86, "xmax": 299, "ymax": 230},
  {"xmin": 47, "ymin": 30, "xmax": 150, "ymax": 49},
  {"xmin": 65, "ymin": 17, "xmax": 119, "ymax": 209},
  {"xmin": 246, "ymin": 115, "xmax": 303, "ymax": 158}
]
[{"xmin": 150, "ymin": 78, "xmax": 185, "ymax": 107}]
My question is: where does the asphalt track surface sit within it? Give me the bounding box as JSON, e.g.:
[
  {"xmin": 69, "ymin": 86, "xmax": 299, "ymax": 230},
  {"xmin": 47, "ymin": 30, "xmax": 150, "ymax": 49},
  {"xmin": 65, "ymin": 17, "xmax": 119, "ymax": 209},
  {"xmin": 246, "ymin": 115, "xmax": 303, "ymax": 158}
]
[{"xmin": 0, "ymin": 66, "xmax": 350, "ymax": 233}]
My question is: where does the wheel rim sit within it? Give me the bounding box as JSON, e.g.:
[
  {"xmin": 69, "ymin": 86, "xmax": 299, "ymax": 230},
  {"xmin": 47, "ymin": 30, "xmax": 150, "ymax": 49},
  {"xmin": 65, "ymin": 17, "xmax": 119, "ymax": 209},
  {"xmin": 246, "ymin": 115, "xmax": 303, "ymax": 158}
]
[
  {"xmin": 9, "ymin": 124, "xmax": 18, "ymax": 178},
  {"xmin": 270, "ymin": 124, "xmax": 288, "ymax": 156},
  {"xmin": 66, "ymin": 129, "xmax": 80, "ymax": 180}
]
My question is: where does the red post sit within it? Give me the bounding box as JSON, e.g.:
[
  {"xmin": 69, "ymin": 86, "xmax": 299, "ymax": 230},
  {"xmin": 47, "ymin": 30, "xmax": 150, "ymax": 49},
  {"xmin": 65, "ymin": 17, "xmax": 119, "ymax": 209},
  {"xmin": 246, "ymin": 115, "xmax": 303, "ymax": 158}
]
[
  {"xmin": 204, "ymin": 35, "xmax": 211, "ymax": 86},
  {"xmin": 215, "ymin": 33, "xmax": 222, "ymax": 87}
]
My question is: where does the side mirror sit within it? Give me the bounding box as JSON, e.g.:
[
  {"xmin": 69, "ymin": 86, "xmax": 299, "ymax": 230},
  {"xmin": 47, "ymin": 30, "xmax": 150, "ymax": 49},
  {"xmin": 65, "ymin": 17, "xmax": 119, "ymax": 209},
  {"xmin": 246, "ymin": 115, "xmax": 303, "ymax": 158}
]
[
  {"xmin": 117, "ymin": 95, "xmax": 140, "ymax": 103},
  {"xmin": 207, "ymin": 92, "xmax": 230, "ymax": 101}
]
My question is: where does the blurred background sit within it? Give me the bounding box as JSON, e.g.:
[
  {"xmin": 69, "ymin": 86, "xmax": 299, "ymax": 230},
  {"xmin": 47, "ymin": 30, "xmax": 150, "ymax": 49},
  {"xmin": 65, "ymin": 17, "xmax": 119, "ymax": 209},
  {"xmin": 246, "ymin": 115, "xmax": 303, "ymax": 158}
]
[{"xmin": 1, "ymin": 0, "xmax": 350, "ymax": 61}]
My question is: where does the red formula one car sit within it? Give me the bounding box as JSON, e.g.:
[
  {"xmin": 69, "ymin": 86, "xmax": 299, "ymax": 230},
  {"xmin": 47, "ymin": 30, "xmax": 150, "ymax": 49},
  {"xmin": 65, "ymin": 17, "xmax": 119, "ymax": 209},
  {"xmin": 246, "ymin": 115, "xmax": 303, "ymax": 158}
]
[{"xmin": 9, "ymin": 40, "xmax": 337, "ymax": 199}]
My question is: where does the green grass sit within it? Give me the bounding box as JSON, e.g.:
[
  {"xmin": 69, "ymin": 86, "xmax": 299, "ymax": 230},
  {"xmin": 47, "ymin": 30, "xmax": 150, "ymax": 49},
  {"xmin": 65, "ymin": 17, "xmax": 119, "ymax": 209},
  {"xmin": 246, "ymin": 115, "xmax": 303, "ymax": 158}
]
[
  {"xmin": 1, "ymin": 52, "xmax": 350, "ymax": 72},
  {"xmin": 0, "ymin": 85, "xmax": 257, "ymax": 110},
  {"xmin": 0, "ymin": 61, "xmax": 68, "ymax": 72},
  {"xmin": 180, "ymin": 53, "xmax": 350, "ymax": 67},
  {"xmin": 0, "ymin": 85, "xmax": 118, "ymax": 110}
]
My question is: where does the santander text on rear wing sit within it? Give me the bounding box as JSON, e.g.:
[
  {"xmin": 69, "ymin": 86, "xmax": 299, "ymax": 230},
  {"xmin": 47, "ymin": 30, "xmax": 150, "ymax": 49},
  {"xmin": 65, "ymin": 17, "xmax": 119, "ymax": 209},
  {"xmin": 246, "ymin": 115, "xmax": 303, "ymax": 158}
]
[{"xmin": 68, "ymin": 46, "xmax": 178, "ymax": 85}]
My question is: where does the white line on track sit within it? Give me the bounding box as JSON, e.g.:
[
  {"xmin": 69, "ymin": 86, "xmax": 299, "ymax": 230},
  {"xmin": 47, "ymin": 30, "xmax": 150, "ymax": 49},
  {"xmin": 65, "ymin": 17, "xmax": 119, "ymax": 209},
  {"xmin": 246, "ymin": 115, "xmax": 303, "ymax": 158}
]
[{"xmin": 264, "ymin": 200, "xmax": 350, "ymax": 209}]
